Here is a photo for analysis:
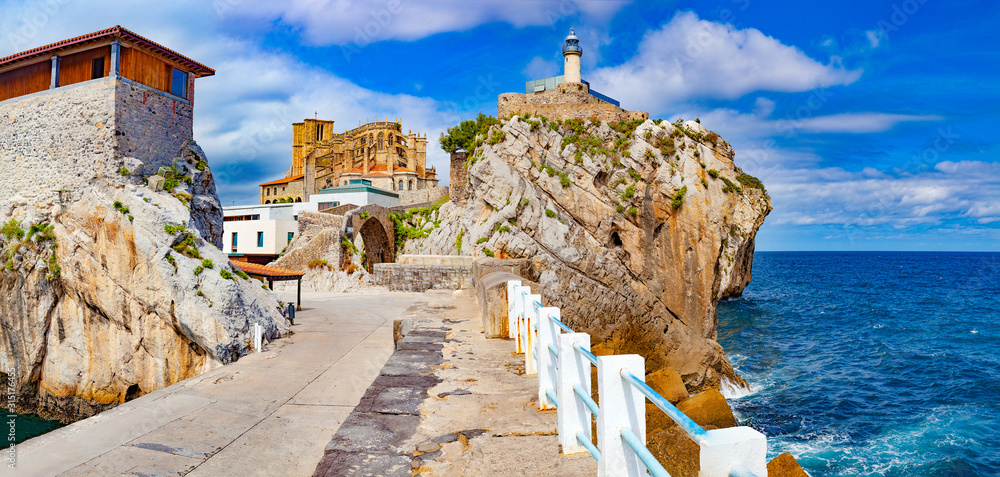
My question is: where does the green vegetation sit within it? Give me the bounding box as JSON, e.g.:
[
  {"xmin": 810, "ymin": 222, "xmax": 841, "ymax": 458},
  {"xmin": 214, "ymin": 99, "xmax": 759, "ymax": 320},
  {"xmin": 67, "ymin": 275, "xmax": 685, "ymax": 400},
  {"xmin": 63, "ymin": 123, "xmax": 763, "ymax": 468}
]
[
  {"xmin": 164, "ymin": 223, "xmax": 186, "ymax": 234},
  {"xmin": 620, "ymin": 184, "xmax": 636, "ymax": 201},
  {"xmin": 193, "ymin": 265, "xmax": 204, "ymax": 275},
  {"xmin": 359, "ymin": 211, "xmax": 370, "ymax": 219},
  {"xmin": 736, "ymin": 173, "xmax": 767, "ymax": 195},
  {"xmin": 172, "ymin": 233, "xmax": 201, "ymax": 259},
  {"xmin": 701, "ymin": 178, "xmax": 709, "ymax": 189},
  {"xmin": 707, "ymin": 169, "xmax": 720, "ymax": 179},
  {"xmin": 628, "ymin": 169, "xmax": 642, "ymax": 182},
  {"xmin": 219, "ymin": 269, "xmax": 233, "ymax": 280},
  {"xmin": 439, "ymin": 113, "xmax": 500, "ymax": 153},
  {"xmin": 388, "ymin": 204, "xmax": 442, "ymax": 250},
  {"xmin": 721, "ymin": 177, "xmax": 741, "ymax": 194},
  {"xmin": 201, "ymin": 258, "xmax": 214, "ymax": 269},
  {"xmin": 616, "ymin": 204, "xmax": 625, "ymax": 213},
  {"xmin": 476, "ymin": 237, "xmax": 488, "ymax": 245},
  {"xmin": 545, "ymin": 209, "xmax": 557, "ymax": 218},
  {"xmin": 495, "ymin": 224, "xmax": 511, "ymax": 234},
  {"xmin": 627, "ymin": 206, "xmax": 638, "ymax": 217},
  {"xmin": 455, "ymin": 229, "xmax": 464, "ymax": 253},
  {"xmin": 119, "ymin": 166, "xmax": 130, "ymax": 176},
  {"xmin": 308, "ymin": 259, "xmax": 329, "ymax": 269},
  {"xmin": 671, "ymin": 186, "xmax": 688, "ymax": 209},
  {"xmin": 113, "ymin": 201, "xmax": 129, "ymax": 215},
  {"xmin": 483, "ymin": 248, "xmax": 495, "ymax": 257},
  {"xmin": 519, "ymin": 198, "xmax": 530, "ymax": 207},
  {"xmin": 704, "ymin": 131, "xmax": 719, "ymax": 145},
  {"xmin": 234, "ymin": 269, "xmax": 249, "ymax": 280},
  {"xmin": 432, "ymin": 193, "xmax": 451, "ymax": 206},
  {"xmin": 558, "ymin": 171, "xmax": 572, "ymax": 188},
  {"xmin": 341, "ymin": 236, "xmax": 359, "ymax": 255},
  {"xmin": 165, "ymin": 252, "xmax": 176, "ymax": 270}
]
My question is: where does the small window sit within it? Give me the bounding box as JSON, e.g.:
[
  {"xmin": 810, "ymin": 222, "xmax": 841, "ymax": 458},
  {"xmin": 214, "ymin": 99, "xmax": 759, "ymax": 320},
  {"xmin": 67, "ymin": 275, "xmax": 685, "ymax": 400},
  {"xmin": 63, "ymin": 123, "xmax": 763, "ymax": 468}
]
[
  {"xmin": 409, "ymin": 180, "xmax": 413, "ymax": 190},
  {"xmin": 398, "ymin": 180, "xmax": 403, "ymax": 190},
  {"xmin": 257, "ymin": 232, "xmax": 264, "ymax": 247},
  {"xmin": 171, "ymin": 68, "xmax": 188, "ymax": 98},
  {"xmin": 231, "ymin": 232, "xmax": 238, "ymax": 250},
  {"xmin": 91, "ymin": 57, "xmax": 105, "ymax": 80},
  {"xmin": 316, "ymin": 124, "xmax": 324, "ymax": 141},
  {"xmin": 287, "ymin": 232, "xmax": 294, "ymax": 243}
]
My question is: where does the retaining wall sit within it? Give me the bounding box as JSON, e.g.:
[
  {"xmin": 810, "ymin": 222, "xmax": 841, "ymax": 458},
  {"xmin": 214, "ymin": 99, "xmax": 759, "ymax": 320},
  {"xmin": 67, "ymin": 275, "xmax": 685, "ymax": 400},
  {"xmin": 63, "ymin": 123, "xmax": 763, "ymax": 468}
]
[{"xmin": 373, "ymin": 263, "xmax": 472, "ymax": 292}]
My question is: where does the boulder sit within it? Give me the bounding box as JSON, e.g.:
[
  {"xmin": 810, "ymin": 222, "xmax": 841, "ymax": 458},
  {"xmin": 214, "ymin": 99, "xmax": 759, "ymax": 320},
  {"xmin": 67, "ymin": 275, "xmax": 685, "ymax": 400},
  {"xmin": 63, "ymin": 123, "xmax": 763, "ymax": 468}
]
[
  {"xmin": 645, "ymin": 366, "xmax": 690, "ymax": 433},
  {"xmin": 647, "ymin": 427, "xmax": 700, "ymax": 477},
  {"xmin": 767, "ymin": 452, "xmax": 811, "ymax": 477},
  {"xmin": 403, "ymin": 117, "xmax": 770, "ymax": 391},
  {"xmin": 675, "ymin": 388, "xmax": 738, "ymax": 430},
  {"xmin": 474, "ymin": 271, "xmax": 542, "ymax": 338}
]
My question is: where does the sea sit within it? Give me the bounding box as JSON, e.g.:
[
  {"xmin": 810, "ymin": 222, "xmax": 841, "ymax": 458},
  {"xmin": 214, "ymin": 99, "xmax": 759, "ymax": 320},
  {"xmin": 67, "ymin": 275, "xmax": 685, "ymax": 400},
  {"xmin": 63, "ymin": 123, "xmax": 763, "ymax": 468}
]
[
  {"xmin": 718, "ymin": 252, "xmax": 1000, "ymax": 476},
  {"xmin": 2, "ymin": 410, "xmax": 62, "ymax": 445}
]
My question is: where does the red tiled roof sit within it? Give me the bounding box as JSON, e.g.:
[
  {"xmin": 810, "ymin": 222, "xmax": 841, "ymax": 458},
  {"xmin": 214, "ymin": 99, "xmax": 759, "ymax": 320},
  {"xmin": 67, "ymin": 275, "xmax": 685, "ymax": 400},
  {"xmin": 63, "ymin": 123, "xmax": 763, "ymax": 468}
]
[
  {"xmin": 231, "ymin": 261, "xmax": 304, "ymax": 278},
  {"xmin": 0, "ymin": 25, "xmax": 215, "ymax": 77},
  {"xmin": 260, "ymin": 174, "xmax": 304, "ymax": 186}
]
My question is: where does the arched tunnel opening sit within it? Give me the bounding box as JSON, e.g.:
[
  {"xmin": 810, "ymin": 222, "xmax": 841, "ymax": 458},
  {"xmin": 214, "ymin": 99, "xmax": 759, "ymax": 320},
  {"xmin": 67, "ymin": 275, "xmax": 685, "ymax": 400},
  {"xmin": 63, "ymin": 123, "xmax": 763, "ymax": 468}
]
[{"xmin": 356, "ymin": 218, "xmax": 393, "ymax": 273}]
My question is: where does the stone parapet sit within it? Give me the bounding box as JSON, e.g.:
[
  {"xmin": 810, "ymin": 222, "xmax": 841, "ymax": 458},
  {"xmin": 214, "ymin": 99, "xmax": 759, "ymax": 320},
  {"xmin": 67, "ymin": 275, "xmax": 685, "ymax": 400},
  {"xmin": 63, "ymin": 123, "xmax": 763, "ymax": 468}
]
[
  {"xmin": 396, "ymin": 255, "xmax": 474, "ymax": 267},
  {"xmin": 373, "ymin": 263, "xmax": 472, "ymax": 292},
  {"xmin": 498, "ymin": 84, "xmax": 648, "ymax": 123}
]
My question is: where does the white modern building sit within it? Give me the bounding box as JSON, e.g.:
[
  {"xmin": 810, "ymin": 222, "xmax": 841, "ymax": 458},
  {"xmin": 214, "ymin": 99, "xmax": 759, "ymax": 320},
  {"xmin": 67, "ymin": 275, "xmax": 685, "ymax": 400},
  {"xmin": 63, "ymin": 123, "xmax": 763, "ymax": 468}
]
[{"xmin": 223, "ymin": 179, "xmax": 400, "ymax": 263}]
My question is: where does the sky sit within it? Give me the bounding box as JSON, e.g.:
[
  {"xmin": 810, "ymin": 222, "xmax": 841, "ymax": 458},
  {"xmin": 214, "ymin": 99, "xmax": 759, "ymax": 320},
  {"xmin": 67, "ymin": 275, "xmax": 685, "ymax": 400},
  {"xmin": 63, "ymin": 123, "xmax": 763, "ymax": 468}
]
[{"xmin": 2, "ymin": 0, "xmax": 998, "ymax": 251}]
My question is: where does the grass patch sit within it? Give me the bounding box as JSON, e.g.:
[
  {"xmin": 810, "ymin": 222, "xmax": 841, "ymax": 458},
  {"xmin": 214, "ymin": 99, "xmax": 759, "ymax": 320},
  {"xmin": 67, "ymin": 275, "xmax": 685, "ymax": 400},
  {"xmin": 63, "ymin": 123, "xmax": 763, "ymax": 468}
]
[
  {"xmin": 671, "ymin": 186, "xmax": 688, "ymax": 209},
  {"xmin": 545, "ymin": 209, "xmax": 556, "ymax": 218}
]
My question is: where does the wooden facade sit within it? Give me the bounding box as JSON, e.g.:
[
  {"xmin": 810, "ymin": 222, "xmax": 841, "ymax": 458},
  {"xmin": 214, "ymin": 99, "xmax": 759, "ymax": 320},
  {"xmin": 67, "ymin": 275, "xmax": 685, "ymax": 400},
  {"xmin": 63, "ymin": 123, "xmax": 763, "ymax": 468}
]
[
  {"xmin": 0, "ymin": 61, "xmax": 49, "ymax": 102},
  {"xmin": 0, "ymin": 26, "xmax": 213, "ymax": 104}
]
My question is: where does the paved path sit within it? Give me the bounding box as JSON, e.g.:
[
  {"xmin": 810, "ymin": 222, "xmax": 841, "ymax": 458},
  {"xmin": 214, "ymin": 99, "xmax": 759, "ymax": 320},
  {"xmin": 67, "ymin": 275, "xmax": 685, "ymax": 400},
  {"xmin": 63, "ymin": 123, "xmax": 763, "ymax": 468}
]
[
  {"xmin": 5, "ymin": 291, "xmax": 423, "ymax": 477},
  {"xmin": 313, "ymin": 288, "xmax": 595, "ymax": 476}
]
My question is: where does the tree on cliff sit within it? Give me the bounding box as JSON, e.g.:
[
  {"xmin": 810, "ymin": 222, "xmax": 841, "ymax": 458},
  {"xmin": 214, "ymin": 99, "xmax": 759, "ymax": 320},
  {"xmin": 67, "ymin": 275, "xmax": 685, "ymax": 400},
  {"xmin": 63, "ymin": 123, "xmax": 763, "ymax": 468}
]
[{"xmin": 439, "ymin": 113, "xmax": 499, "ymax": 153}]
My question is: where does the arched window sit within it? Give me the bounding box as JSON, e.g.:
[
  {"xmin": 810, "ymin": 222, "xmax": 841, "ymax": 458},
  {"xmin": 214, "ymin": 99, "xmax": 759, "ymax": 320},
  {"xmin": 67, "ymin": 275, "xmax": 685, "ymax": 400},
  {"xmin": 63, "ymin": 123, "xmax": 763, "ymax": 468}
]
[
  {"xmin": 408, "ymin": 180, "xmax": 413, "ymax": 190},
  {"xmin": 265, "ymin": 200, "xmax": 271, "ymax": 204},
  {"xmin": 378, "ymin": 132, "xmax": 384, "ymax": 151},
  {"xmin": 388, "ymin": 135, "xmax": 393, "ymax": 146},
  {"xmin": 398, "ymin": 180, "xmax": 403, "ymax": 190},
  {"xmin": 295, "ymin": 197, "xmax": 302, "ymax": 203}
]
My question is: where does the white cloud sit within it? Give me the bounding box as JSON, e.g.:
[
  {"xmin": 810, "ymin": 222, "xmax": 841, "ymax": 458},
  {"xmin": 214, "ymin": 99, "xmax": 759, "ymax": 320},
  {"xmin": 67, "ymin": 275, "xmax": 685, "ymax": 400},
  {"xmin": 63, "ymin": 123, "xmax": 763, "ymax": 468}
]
[
  {"xmin": 781, "ymin": 113, "xmax": 942, "ymax": 134},
  {"xmin": 226, "ymin": 0, "xmax": 632, "ymax": 46},
  {"xmin": 753, "ymin": 97, "xmax": 775, "ymax": 118},
  {"xmin": 588, "ymin": 11, "xmax": 863, "ymax": 113}
]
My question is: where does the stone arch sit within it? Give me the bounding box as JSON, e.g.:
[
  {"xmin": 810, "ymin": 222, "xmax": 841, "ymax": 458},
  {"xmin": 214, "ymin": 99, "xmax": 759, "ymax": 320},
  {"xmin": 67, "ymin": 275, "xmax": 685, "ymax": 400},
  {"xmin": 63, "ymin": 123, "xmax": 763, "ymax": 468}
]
[
  {"xmin": 344, "ymin": 204, "xmax": 395, "ymax": 270},
  {"xmin": 295, "ymin": 197, "xmax": 302, "ymax": 202},
  {"xmin": 264, "ymin": 200, "xmax": 271, "ymax": 204}
]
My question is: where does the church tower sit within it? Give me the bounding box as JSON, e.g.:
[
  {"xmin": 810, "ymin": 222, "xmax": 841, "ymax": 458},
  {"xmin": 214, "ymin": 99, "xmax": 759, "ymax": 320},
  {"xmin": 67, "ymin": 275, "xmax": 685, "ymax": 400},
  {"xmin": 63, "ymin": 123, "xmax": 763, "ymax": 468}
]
[{"xmin": 562, "ymin": 28, "xmax": 583, "ymax": 84}]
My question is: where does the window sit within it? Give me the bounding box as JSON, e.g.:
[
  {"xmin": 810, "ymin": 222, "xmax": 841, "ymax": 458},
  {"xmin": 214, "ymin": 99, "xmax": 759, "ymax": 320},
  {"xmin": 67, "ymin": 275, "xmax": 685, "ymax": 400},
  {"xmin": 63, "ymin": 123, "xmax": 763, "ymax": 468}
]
[
  {"xmin": 388, "ymin": 135, "xmax": 393, "ymax": 146},
  {"xmin": 91, "ymin": 57, "xmax": 105, "ymax": 80},
  {"xmin": 398, "ymin": 180, "xmax": 403, "ymax": 190},
  {"xmin": 316, "ymin": 124, "xmax": 324, "ymax": 141},
  {"xmin": 409, "ymin": 180, "xmax": 413, "ymax": 190},
  {"xmin": 257, "ymin": 232, "xmax": 264, "ymax": 247},
  {"xmin": 231, "ymin": 232, "xmax": 238, "ymax": 251},
  {"xmin": 171, "ymin": 68, "xmax": 188, "ymax": 98},
  {"xmin": 288, "ymin": 232, "xmax": 295, "ymax": 243}
]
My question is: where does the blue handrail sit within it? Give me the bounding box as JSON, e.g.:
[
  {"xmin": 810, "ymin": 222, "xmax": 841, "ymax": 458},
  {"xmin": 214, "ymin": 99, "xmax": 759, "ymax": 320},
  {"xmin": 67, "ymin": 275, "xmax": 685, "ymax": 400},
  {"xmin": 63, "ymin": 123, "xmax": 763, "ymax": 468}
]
[
  {"xmin": 577, "ymin": 432, "xmax": 602, "ymax": 461},
  {"xmin": 573, "ymin": 384, "xmax": 600, "ymax": 418},
  {"xmin": 548, "ymin": 343, "xmax": 559, "ymax": 358},
  {"xmin": 545, "ymin": 388, "xmax": 560, "ymax": 407},
  {"xmin": 621, "ymin": 427, "xmax": 672, "ymax": 477},
  {"xmin": 621, "ymin": 370, "xmax": 708, "ymax": 442},
  {"xmin": 551, "ymin": 316, "xmax": 573, "ymax": 333},
  {"xmin": 574, "ymin": 343, "xmax": 598, "ymax": 366}
]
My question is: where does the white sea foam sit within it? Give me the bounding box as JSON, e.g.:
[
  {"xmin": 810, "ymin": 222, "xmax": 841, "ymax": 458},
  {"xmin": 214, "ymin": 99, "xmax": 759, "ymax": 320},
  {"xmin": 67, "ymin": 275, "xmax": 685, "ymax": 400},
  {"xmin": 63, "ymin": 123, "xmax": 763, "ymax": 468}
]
[{"xmin": 720, "ymin": 376, "xmax": 755, "ymax": 399}]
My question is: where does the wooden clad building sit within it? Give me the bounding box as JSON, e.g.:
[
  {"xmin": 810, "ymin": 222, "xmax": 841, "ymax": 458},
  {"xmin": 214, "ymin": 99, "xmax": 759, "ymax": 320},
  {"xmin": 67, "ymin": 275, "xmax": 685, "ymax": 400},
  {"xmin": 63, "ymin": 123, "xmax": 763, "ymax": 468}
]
[{"xmin": 0, "ymin": 25, "xmax": 214, "ymax": 103}]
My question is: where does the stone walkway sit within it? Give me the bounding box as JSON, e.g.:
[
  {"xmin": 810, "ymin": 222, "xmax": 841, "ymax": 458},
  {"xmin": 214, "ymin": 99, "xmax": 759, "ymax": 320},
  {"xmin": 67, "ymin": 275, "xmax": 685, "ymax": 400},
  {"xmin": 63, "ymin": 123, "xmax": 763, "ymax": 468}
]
[
  {"xmin": 313, "ymin": 288, "xmax": 595, "ymax": 476},
  {"xmin": 5, "ymin": 290, "xmax": 422, "ymax": 477}
]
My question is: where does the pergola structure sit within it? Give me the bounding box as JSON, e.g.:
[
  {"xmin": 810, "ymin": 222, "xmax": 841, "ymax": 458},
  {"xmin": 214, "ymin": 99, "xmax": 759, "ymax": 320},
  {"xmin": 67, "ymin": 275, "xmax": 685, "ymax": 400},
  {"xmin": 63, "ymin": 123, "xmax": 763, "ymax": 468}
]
[{"xmin": 230, "ymin": 261, "xmax": 305, "ymax": 310}]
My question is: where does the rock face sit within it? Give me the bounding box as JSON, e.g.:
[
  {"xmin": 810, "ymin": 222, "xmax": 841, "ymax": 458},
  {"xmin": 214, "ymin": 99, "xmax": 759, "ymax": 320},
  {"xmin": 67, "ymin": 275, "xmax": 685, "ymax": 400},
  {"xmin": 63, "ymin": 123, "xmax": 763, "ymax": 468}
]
[
  {"xmin": 405, "ymin": 116, "xmax": 770, "ymax": 390},
  {"xmin": 0, "ymin": 143, "xmax": 288, "ymax": 423}
]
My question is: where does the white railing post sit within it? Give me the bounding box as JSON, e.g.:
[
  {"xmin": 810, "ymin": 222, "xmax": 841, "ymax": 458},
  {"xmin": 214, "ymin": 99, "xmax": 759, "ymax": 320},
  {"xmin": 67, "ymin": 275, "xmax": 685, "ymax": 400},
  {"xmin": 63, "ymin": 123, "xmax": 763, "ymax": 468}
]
[
  {"xmin": 597, "ymin": 354, "xmax": 645, "ymax": 477},
  {"xmin": 557, "ymin": 332, "xmax": 591, "ymax": 454},
  {"xmin": 523, "ymin": 294, "xmax": 541, "ymax": 375},
  {"xmin": 507, "ymin": 280, "xmax": 521, "ymax": 341},
  {"xmin": 699, "ymin": 427, "xmax": 767, "ymax": 477},
  {"xmin": 514, "ymin": 285, "xmax": 529, "ymax": 352},
  {"xmin": 253, "ymin": 323, "xmax": 263, "ymax": 353},
  {"xmin": 536, "ymin": 306, "xmax": 561, "ymax": 410}
]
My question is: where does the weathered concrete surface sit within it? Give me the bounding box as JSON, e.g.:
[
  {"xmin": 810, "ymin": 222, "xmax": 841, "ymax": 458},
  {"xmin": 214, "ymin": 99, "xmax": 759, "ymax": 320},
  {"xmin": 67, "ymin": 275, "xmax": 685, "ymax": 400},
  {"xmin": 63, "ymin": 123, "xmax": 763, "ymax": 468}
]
[
  {"xmin": 3, "ymin": 291, "xmax": 422, "ymax": 477},
  {"xmin": 313, "ymin": 288, "xmax": 595, "ymax": 476}
]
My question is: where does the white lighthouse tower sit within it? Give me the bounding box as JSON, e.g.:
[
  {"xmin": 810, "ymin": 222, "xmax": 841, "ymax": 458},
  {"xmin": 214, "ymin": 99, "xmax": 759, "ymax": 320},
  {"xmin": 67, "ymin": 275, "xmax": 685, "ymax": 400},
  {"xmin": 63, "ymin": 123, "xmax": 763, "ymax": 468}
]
[{"xmin": 562, "ymin": 28, "xmax": 583, "ymax": 84}]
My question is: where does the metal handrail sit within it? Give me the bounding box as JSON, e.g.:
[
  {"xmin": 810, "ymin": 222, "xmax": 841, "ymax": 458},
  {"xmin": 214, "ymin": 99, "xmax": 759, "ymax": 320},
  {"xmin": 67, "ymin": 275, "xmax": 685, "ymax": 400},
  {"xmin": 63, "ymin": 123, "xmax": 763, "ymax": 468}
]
[
  {"xmin": 548, "ymin": 343, "xmax": 559, "ymax": 358},
  {"xmin": 621, "ymin": 370, "xmax": 707, "ymax": 442},
  {"xmin": 621, "ymin": 427, "xmax": 672, "ymax": 477},
  {"xmin": 577, "ymin": 432, "xmax": 602, "ymax": 461},
  {"xmin": 551, "ymin": 316, "xmax": 573, "ymax": 333},
  {"xmin": 573, "ymin": 343, "xmax": 598, "ymax": 366},
  {"xmin": 545, "ymin": 388, "xmax": 560, "ymax": 407},
  {"xmin": 573, "ymin": 383, "xmax": 600, "ymax": 417}
]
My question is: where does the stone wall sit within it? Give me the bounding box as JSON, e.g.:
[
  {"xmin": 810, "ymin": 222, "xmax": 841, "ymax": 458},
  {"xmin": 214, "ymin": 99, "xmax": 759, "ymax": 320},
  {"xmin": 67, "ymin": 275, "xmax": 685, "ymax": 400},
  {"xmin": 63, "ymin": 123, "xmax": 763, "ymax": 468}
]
[
  {"xmin": 449, "ymin": 152, "xmax": 469, "ymax": 204},
  {"xmin": 498, "ymin": 83, "xmax": 648, "ymax": 123},
  {"xmin": 397, "ymin": 255, "xmax": 474, "ymax": 266},
  {"xmin": 0, "ymin": 77, "xmax": 195, "ymax": 208},
  {"xmin": 0, "ymin": 79, "xmax": 117, "ymax": 207},
  {"xmin": 116, "ymin": 79, "xmax": 194, "ymax": 177},
  {"xmin": 373, "ymin": 263, "xmax": 472, "ymax": 292},
  {"xmin": 398, "ymin": 186, "xmax": 449, "ymax": 206},
  {"xmin": 271, "ymin": 210, "xmax": 345, "ymax": 270}
]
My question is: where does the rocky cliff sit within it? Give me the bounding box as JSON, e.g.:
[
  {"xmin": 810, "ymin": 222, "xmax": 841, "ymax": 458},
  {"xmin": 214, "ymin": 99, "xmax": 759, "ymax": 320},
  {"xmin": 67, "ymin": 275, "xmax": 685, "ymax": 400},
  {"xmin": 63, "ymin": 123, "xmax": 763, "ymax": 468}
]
[
  {"xmin": 0, "ymin": 143, "xmax": 288, "ymax": 423},
  {"xmin": 406, "ymin": 116, "xmax": 770, "ymax": 391}
]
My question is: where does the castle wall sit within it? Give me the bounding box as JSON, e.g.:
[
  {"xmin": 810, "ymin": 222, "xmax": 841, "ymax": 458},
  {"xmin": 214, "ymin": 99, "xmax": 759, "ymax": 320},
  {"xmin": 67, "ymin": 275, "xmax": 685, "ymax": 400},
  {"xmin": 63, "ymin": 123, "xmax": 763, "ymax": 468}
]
[
  {"xmin": 0, "ymin": 78, "xmax": 118, "ymax": 207},
  {"xmin": 498, "ymin": 84, "xmax": 648, "ymax": 123}
]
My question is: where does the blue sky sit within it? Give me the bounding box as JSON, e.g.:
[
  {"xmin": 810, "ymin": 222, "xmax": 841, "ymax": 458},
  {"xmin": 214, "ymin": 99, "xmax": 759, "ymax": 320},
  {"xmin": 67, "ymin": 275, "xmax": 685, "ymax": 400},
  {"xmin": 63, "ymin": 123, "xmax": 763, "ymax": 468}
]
[{"xmin": 2, "ymin": 0, "xmax": 997, "ymax": 251}]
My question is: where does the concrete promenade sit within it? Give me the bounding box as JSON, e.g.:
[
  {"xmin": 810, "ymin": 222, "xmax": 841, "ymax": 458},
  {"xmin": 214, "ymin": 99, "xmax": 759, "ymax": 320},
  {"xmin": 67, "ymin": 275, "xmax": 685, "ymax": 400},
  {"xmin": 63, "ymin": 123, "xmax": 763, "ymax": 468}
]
[{"xmin": 6, "ymin": 290, "xmax": 423, "ymax": 477}]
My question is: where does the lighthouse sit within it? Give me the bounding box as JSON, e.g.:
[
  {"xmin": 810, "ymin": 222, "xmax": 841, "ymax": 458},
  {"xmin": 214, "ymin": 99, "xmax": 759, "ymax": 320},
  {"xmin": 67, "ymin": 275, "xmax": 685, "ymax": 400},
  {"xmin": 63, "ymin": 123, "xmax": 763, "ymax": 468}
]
[{"xmin": 562, "ymin": 28, "xmax": 583, "ymax": 84}]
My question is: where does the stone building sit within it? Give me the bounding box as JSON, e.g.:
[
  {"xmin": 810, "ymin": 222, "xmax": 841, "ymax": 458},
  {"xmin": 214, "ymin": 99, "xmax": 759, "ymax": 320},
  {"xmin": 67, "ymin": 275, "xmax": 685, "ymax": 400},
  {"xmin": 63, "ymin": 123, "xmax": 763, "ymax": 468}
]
[
  {"xmin": 259, "ymin": 118, "xmax": 439, "ymax": 204},
  {"xmin": 0, "ymin": 25, "xmax": 215, "ymax": 205},
  {"xmin": 498, "ymin": 28, "xmax": 647, "ymax": 123}
]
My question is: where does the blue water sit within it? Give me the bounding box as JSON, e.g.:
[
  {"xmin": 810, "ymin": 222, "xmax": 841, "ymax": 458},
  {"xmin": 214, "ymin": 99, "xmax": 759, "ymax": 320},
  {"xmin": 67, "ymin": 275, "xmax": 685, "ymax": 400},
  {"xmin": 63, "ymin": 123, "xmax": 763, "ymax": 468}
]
[
  {"xmin": 718, "ymin": 252, "xmax": 1000, "ymax": 477},
  {"xmin": 1, "ymin": 409, "xmax": 63, "ymax": 445}
]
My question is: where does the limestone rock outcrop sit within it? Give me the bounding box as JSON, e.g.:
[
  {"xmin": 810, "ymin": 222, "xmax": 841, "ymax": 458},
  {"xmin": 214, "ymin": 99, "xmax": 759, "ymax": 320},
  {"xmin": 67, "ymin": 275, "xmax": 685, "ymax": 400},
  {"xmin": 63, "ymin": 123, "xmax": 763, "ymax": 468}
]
[
  {"xmin": 0, "ymin": 143, "xmax": 288, "ymax": 423},
  {"xmin": 405, "ymin": 116, "xmax": 770, "ymax": 391}
]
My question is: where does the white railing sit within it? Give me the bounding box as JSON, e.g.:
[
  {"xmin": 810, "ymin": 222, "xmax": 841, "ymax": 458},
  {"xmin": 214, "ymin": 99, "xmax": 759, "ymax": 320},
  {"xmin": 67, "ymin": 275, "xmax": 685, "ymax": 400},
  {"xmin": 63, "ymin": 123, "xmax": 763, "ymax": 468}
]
[{"xmin": 507, "ymin": 280, "xmax": 767, "ymax": 477}]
